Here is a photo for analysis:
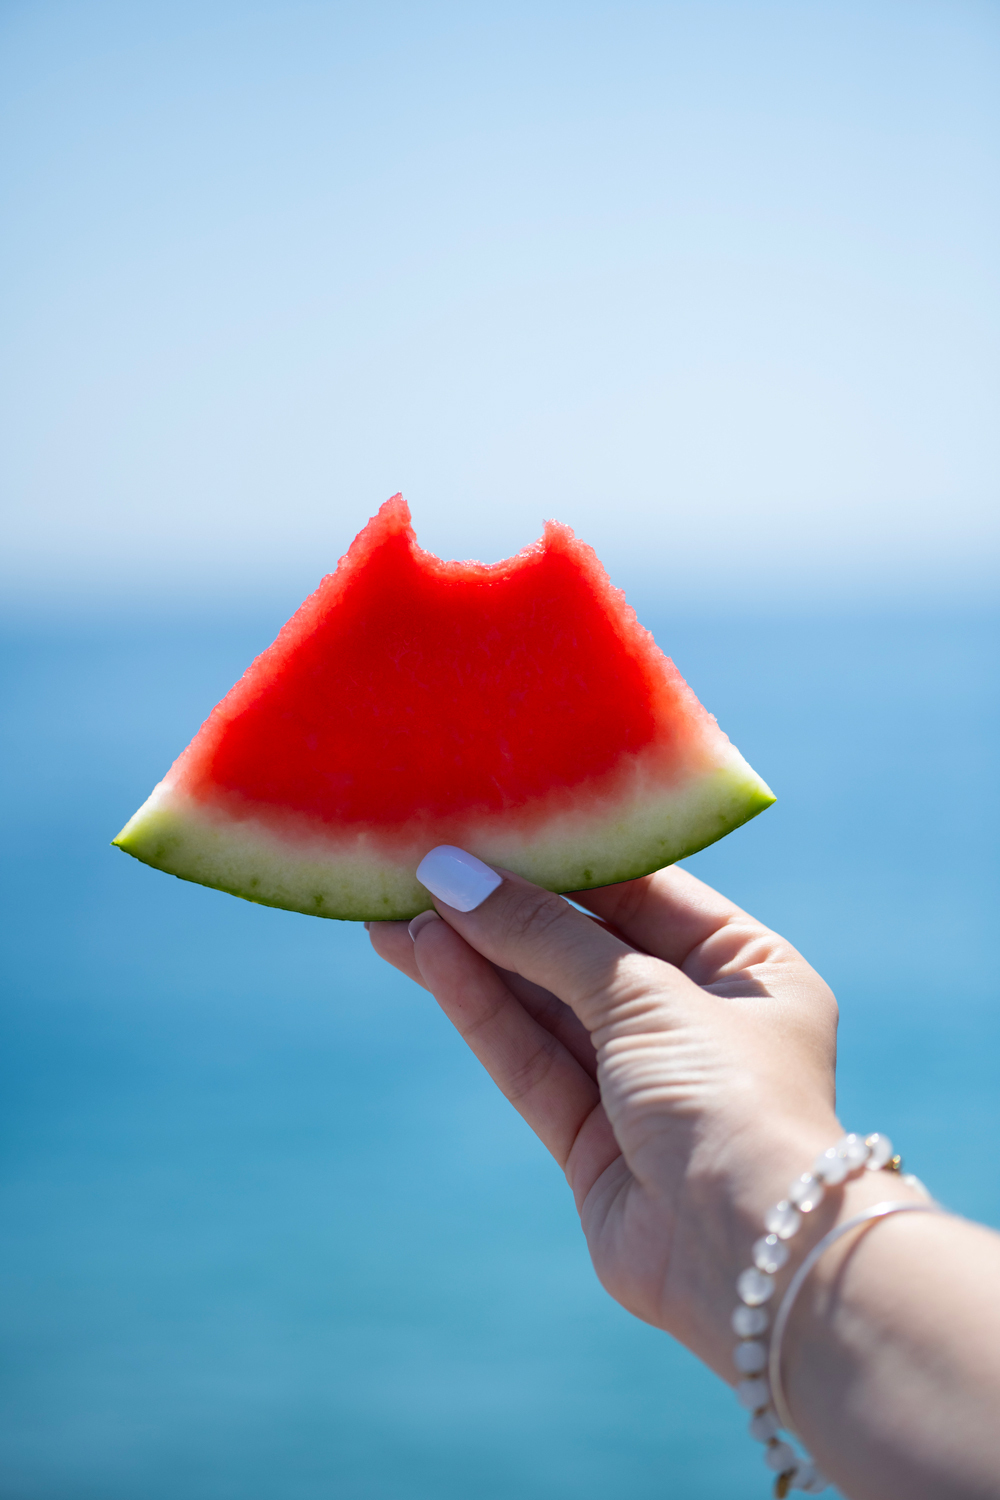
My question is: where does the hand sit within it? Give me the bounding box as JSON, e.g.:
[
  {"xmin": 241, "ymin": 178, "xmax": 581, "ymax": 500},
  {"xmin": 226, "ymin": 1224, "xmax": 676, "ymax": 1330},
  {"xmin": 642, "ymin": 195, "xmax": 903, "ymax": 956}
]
[
  {"xmin": 368, "ymin": 858, "xmax": 843, "ymax": 1377},
  {"xmin": 370, "ymin": 854, "xmax": 1000, "ymax": 1500}
]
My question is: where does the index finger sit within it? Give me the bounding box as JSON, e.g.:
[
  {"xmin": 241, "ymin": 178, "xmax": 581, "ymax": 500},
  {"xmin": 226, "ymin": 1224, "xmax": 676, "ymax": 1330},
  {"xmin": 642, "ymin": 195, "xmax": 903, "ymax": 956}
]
[
  {"xmin": 568, "ymin": 864, "xmax": 749, "ymax": 970},
  {"xmin": 414, "ymin": 848, "xmax": 687, "ymax": 1034}
]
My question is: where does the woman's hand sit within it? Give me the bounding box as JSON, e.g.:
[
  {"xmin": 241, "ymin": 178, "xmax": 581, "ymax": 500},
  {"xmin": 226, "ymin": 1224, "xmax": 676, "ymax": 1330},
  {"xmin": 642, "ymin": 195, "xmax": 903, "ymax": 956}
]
[
  {"xmin": 368, "ymin": 855, "xmax": 843, "ymax": 1378},
  {"xmin": 369, "ymin": 852, "xmax": 1000, "ymax": 1499}
]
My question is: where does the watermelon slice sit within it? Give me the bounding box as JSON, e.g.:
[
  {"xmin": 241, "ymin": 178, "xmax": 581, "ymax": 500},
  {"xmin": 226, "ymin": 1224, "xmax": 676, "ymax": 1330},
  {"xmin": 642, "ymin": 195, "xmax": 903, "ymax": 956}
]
[{"xmin": 114, "ymin": 497, "xmax": 774, "ymax": 921}]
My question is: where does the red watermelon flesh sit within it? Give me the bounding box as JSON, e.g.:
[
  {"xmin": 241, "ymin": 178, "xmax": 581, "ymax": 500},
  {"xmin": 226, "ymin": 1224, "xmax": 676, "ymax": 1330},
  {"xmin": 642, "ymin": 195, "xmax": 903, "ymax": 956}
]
[{"xmin": 114, "ymin": 496, "xmax": 774, "ymax": 920}]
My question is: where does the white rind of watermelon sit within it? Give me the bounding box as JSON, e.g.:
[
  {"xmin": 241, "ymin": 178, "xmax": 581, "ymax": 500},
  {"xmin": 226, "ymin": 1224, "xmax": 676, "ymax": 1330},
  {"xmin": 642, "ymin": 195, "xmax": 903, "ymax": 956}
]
[{"xmin": 113, "ymin": 745, "xmax": 774, "ymax": 922}]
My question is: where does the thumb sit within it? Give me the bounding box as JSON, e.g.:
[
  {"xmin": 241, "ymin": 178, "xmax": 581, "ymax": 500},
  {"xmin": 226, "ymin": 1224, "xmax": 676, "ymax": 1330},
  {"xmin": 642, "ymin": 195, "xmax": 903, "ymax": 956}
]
[{"xmin": 413, "ymin": 845, "xmax": 678, "ymax": 1033}]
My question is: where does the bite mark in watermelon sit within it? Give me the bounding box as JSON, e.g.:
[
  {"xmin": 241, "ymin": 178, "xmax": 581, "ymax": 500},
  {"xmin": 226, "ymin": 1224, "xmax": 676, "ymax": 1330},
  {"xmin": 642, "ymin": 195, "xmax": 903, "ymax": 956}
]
[{"xmin": 114, "ymin": 497, "xmax": 774, "ymax": 921}]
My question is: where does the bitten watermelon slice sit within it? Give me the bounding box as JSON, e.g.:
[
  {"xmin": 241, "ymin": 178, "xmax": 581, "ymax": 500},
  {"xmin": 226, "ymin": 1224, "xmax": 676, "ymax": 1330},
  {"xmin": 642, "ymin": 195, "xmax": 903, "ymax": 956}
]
[{"xmin": 114, "ymin": 496, "xmax": 774, "ymax": 921}]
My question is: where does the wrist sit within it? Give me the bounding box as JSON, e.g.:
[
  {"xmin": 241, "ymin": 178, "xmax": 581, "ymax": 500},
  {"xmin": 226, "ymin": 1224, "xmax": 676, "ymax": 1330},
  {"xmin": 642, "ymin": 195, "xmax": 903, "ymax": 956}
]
[
  {"xmin": 725, "ymin": 1129, "xmax": 932, "ymax": 1496},
  {"xmin": 778, "ymin": 1166, "xmax": 932, "ymax": 1400},
  {"xmin": 661, "ymin": 1110, "xmax": 841, "ymax": 1367},
  {"xmin": 664, "ymin": 1114, "xmax": 923, "ymax": 1376}
]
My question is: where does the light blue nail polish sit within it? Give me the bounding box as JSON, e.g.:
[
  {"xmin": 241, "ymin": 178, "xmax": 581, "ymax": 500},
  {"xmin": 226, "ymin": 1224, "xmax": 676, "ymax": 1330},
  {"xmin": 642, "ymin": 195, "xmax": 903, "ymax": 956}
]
[{"xmin": 415, "ymin": 846, "xmax": 502, "ymax": 912}]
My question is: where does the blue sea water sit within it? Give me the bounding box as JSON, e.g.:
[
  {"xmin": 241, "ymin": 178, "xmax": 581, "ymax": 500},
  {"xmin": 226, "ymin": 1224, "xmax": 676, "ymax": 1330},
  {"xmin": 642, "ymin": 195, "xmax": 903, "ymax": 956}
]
[{"xmin": 1, "ymin": 607, "xmax": 997, "ymax": 1500}]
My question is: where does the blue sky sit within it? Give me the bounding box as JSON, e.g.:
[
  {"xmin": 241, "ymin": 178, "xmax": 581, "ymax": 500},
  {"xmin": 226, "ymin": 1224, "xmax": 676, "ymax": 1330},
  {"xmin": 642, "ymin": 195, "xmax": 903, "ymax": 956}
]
[{"xmin": 2, "ymin": 0, "xmax": 997, "ymax": 609}]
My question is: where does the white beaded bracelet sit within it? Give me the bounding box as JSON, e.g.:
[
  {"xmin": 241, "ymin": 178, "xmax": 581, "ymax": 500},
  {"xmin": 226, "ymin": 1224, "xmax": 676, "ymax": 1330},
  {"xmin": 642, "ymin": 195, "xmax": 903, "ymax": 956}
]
[{"xmin": 731, "ymin": 1132, "xmax": 936, "ymax": 1496}]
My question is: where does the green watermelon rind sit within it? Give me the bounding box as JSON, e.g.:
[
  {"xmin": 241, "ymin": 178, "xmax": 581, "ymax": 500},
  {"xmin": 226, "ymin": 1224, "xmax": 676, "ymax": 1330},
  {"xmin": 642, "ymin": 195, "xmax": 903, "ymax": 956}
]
[{"xmin": 113, "ymin": 753, "xmax": 775, "ymax": 922}]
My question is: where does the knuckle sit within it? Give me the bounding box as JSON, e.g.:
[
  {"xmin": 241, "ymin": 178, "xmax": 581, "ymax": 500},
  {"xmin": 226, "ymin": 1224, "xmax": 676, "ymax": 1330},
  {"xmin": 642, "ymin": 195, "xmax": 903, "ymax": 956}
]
[
  {"xmin": 458, "ymin": 991, "xmax": 510, "ymax": 1043},
  {"xmin": 587, "ymin": 873, "xmax": 650, "ymax": 931},
  {"xmin": 821, "ymin": 980, "xmax": 840, "ymax": 1028},
  {"xmin": 503, "ymin": 1032, "xmax": 559, "ymax": 1103},
  {"xmin": 575, "ymin": 954, "xmax": 666, "ymax": 1031},
  {"xmin": 615, "ymin": 876, "xmax": 654, "ymax": 929},
  {"xmin": 498, "ymin": 888, "xmax": 570, "ymax": 953}
]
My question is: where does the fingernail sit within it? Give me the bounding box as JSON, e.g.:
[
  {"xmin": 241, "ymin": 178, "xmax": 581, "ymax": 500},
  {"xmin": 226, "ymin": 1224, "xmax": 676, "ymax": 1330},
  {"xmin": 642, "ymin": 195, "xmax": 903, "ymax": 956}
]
[
  {"xmin": 363, "ymin": 921, "xmax": 370, "ymax": 930},
  {"xmin": 415, "ymin": 846, "xmax": 503, "ymax": 913},
  {"xmin": 408, "ymin": 909, "xmax": 441, "ymax": 941}
]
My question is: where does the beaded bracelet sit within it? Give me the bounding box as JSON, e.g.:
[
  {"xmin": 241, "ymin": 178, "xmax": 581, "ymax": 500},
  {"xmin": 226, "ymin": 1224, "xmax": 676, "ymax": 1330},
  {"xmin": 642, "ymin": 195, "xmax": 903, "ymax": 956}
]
[{"xmin": 731, "ymin": 1132, "xmax": 935, "ymax": 1496}]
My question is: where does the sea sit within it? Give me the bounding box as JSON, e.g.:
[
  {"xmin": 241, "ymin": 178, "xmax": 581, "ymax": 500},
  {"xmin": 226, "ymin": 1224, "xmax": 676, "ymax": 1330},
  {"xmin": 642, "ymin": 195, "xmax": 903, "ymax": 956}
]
[{"xmin": 1, "ymin": 606, "xmax": 997, "ymax": 1500}]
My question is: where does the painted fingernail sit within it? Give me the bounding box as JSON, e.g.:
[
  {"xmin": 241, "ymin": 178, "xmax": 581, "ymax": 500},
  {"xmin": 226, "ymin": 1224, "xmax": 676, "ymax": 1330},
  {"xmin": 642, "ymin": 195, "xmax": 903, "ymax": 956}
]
[
  {"xmin": 415, "ymin": 846, "xmax": 503, "ymax": 913},
  {"xmin": 408, "ymin": 909, "xmax": 441, "ymax": 941}
]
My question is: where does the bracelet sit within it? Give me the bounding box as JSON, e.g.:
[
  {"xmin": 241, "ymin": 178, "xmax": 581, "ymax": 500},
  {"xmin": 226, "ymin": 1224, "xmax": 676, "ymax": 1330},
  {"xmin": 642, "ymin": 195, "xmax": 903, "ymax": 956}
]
[
  {"xmin": 768, "ymin": 1199, "xmax": 939, "ymax": 1440},
  {"xmin": 731, "ymin": 1131, "xmax": 935, "ymax": 1496}
]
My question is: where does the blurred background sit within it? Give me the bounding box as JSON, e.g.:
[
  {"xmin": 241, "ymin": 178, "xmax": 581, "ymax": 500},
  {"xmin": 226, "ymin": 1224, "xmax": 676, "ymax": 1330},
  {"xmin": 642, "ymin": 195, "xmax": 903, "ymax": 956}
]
[{"xmin": 1, "ymin": 2, "xmax": 997, "ymax": 1497}]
